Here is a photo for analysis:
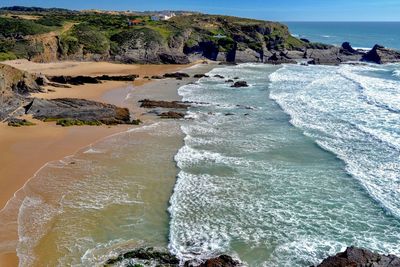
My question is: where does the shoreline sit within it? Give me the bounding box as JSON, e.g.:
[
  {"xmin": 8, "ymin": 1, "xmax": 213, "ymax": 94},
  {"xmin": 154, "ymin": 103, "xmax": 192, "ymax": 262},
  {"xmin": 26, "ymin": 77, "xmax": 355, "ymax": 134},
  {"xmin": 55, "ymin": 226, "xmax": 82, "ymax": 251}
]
[{"xmin": 0, "ymin": 60, "xmax": 215, "ymax": 267}]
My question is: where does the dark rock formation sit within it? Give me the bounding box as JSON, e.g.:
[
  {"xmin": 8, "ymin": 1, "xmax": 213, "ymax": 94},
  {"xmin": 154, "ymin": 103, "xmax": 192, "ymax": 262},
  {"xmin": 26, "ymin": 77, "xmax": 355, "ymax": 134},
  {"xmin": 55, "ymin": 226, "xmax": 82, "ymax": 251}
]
[
  {"xmin": 159, "ymin": 53, "xmax": 191, "ymax": 64},
  {"xmin": 104, "ymin": 247, "xmax": 240, "ymax": 267},
  {"xmin": 194, "ymin": 74, "xmax": 210, "ymax": 78},
  {"xmin": 163, "ymin": 72, "xmax": 190, "ymax": 79},
  {"xmin": 105, "ymin": 247, "xmax": 180, "ymax": 266},
  {"xmin": 159, "ymin": 111, "xmax": 185, "ymax": 119},
  {"xmin": 48, "ymin": 74, "xmax": 138, "ymax": 85},
  {"xmin": 96, "ymin": 74, "xmax": 138, "ymax": 81},
  {"xmin": 214, "ymin": 75, "xmax": 225, "ymax": 79},
  {"xmin": 231, "ymin": 81, "xmax": 249, "ymax": 88},
  {"xmin": 48, "ymin": 75, "xmax": 100, "ymax": 85},
  {"xmin": 139, "ymin": 99, "xmax": 190, "ymax": 109},
  {"xmin": 25, "ymin": 98, "xmax": 131, "ymax": 125},
  {"xmin": 362, "ymin": 44, "xmax": 400, "ymax": 64},
  {"xmin": 316, "ymin": 247, "xmax": 400, "ymax": 267},
  {"xmin": 0, "ymin": 64, "xmax": 42, "ymax": 120}
]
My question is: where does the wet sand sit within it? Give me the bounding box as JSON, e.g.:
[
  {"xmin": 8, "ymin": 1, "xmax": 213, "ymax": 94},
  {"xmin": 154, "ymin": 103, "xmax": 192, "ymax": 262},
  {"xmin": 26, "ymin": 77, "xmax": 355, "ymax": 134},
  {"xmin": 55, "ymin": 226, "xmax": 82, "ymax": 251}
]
[{"xmin": 0, "ymin": 61, "xmax": 206, "ymax": 266}]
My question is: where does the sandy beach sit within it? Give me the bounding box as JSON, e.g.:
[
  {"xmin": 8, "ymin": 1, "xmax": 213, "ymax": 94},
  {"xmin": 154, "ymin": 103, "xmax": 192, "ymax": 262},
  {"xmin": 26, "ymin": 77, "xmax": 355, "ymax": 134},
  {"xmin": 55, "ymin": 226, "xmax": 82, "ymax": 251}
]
[{"xmin": 0, "ymin": 60, "xmax": 202, "ymax": 266}]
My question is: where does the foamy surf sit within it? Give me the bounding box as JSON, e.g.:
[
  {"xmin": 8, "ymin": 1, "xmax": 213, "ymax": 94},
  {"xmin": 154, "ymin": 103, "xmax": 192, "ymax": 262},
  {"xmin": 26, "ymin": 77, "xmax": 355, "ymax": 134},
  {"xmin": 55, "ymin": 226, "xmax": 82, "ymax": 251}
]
[{"xmin": 169, "ymin": 63, "xmax": 400, "ymax": 266}]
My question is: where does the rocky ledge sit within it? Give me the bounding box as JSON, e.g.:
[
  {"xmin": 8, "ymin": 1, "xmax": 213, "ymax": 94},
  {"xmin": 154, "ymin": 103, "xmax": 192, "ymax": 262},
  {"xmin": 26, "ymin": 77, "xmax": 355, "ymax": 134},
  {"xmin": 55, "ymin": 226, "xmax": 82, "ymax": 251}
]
[
  {"xmin": 316, "ymin": 247, "xmax": 400, "ymax": 267},
  {"xmin": 104, "ymin": 247, "xmax": 241, "ymax": 267},
  {"xmin": 24, "ymin": 98, "xmax": 133, "ymax": 125},
  {"xmin": 47, "ymin": 74, "xmax": 138, "ymax": 85},
  {"xmin": 265, "ymin": 42, "xmax": 400, "ymax": 65}
]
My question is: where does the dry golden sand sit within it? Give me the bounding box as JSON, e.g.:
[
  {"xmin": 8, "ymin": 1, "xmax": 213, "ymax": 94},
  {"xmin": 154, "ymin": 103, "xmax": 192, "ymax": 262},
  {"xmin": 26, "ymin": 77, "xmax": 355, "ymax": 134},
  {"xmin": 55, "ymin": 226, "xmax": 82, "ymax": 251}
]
[{"xmin": 0, "ymin": 60, "xmax": 194, "ymax": 266}]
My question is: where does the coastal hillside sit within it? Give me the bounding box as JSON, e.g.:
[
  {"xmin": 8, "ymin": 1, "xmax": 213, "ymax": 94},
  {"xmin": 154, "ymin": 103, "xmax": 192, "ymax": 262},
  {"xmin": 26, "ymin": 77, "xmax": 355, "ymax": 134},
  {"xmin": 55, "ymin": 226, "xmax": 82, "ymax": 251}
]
[{"xmin": 0, "ymin": 6, "xmax": 309, "ymax": 63}]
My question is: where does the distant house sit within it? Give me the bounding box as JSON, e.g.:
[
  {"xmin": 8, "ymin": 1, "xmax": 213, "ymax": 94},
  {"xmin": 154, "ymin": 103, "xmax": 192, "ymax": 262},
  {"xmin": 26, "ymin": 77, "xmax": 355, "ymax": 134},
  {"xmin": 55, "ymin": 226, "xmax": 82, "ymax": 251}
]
[
  {"xmin": 150, "ymin": 12, "xmax": 176, "ymax": 21},
  {"xmin": 128, "ymin": 19, "xmax": 143, "ymax": 26},
  {"xmin": 214, "ymin": 34, "xmax": 227, "ymax": 39}
]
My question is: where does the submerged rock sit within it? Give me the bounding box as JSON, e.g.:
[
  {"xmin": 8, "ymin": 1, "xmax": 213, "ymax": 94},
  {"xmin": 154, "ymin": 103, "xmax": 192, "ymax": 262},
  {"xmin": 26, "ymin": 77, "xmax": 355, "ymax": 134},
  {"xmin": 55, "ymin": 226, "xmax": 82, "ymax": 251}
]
[
  {"xmin": 194, "ymin": 74, "xmax": 210, "ymax": 78},
  {"xmin": 231, "ymin": 81, "xmax": 249, "ymax": 88},
  {"xmin": 316, "ymin": 247, "xmax": 400, "ymax": 267}
]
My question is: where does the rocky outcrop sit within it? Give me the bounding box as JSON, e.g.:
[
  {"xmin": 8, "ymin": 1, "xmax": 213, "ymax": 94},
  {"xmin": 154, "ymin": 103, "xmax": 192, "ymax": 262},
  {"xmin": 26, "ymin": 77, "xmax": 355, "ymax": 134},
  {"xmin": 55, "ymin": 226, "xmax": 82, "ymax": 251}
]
[
  {"xmin": 163, "ymin": 72, "xmax": 190, "ymax": 79},
  {"xmin": 47, "ymin": 74, "xmax": 138, "ymax": 85},
  {"xmin": 159, "ymin": 111, "xmax": 185, "ymax": 119},
  {"xmin": 104, "ymin": 247, "xmax": 240, "ymax": 267},
  {"xmin": 316, "ymin": 247, "xmax": 400, "ymax": 267},
  {"xmin": 139, "ymin": 99, "xmax": 190, "ymax": 109},
  {"xmin": 0, "ymin": 64, "xmax": 42, "ymax": 120},
  {"xmin": 25, "ymin": 98, "xmax": 131, "ymax": 125},
  {"xmin": 187, "ymin": 255, "xmax": 241, "ymax": 267},
  {"xmin": 362, "ymin": 45, "xmax": 400, "ymax": 64},
  {"xmin": 231, "ymin": 81, "xmax": 249, "ymax": 88}
]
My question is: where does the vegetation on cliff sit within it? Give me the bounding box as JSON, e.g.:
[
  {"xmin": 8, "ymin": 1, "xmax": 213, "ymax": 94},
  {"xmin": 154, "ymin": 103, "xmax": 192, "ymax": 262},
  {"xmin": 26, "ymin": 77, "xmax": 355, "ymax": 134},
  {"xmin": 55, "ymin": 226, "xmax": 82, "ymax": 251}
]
[{"xmin": 0, "ymin": 7, "xmax": 307, "ymax": 63}]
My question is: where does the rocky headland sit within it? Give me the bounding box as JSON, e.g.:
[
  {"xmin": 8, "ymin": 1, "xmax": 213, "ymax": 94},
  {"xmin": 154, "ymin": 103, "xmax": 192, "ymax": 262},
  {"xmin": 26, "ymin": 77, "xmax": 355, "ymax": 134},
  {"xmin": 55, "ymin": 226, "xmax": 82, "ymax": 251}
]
[{"xmin": 1, "ymin": 7, "xmax": 400, "ymax": 66}]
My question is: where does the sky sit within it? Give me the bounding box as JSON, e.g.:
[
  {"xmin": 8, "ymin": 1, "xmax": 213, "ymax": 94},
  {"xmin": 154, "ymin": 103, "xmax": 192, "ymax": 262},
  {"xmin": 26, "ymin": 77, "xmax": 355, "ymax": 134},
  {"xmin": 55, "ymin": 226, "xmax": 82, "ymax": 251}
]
[{"xmin": 2, "ymin": 0, "xmax": 400, "ymax": 21}]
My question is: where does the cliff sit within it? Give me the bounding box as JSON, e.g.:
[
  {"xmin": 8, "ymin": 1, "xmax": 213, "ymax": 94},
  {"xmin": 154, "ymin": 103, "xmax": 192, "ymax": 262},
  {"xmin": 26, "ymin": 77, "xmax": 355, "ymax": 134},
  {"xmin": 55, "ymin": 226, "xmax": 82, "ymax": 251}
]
[{"xmin": 1, "ymin": 7, "xmax": 400, "ymax": 65}]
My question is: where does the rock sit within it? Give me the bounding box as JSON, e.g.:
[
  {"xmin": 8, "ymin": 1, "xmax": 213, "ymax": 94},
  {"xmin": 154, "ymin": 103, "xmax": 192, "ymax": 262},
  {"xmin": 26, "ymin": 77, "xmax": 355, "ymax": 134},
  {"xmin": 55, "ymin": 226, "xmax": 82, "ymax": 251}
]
[
  {"xmin": 214, "ymin": 75, "xmax": 225, "ymax": 79},
  {"xmin": 163, "ymin": 72, "xmax": 190, "ymax": 79},
  {"xmin": 225, "ymin": 113, "xmax": 235, "ymax": 116},
  {"xmin": 159, "ymin": 53, "xmax": 191, "ymax": 64},
  {"xmin": 300, "ymin": 38, "xmax": 310, "ymax": 43},
  {"xmin": 48, "ymin": 74, "xmax": 139, "ymax": 85},
  {"xmin": 151, "ymin": 75, "xmax": 163, "ymax": 79},
  {"xmin": 265, "ymin": 51, "xmax": 297, "ymax": 64},
  {"xmin": 105, "ymin": 247, "xmax": 180, "ymax": 266},
  {"xmin": 231, "ymin": 81, "xmax": 249, "ymax": 88},
  {"xmin": 362, "ymin": 44, "xmax": 400, "ymax": 64},
  {"xmin": 48, "ymin": 75, "xmax": 101, "ymax": 85},
  {"xmin": 24, "ymin": 98, "xmax": 131, "ymax": 125},
  {"xmin": 225, "ymin": 79, "xmax": 234, "ymax": 83},
  {"xmin": 194, "ymin": 74, "xmax": 210, "ymax": 78},
  {"xmin": 159, "ymin": 111, "xmax": 185, "ymax": 119},
  {"xmin": 0, "ymin": 64, "xmax": 42, "ymax": 120},
  {"xmin": 341, "ymin": 42, "xmax": 359, "ymax": 55},
  {"xmin": 316, "ymin": 247, "xmax": 400, "ymax": 267},
  {"xmin": 185, "ymin": 255, "xmax": 241, "ymax": 267},
  {"xmin": 95, "ymin": 74, "xmax": 138, "ymax": 81},
  {"xmin": 139, "ymin": 99, "xmax": 190, "ymax": 109}
]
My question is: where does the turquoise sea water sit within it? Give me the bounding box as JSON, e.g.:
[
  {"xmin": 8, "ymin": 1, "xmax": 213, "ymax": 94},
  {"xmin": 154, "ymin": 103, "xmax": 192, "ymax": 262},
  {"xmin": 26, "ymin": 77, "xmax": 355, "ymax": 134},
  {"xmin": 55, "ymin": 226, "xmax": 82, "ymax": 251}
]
[
  {"xmin": 169, "ymin": 63, "xmax": 400, "ymax": 266},
  {"xmin": 286, "ymin": 22, "xmax": 400, "ymax": 50}
]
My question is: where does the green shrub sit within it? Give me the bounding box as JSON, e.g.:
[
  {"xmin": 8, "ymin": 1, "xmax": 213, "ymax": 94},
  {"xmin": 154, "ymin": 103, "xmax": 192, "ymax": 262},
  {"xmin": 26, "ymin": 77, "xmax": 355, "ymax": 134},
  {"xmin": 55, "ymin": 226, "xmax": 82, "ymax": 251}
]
[
  {"xmin": 59, "ymin": 35, "xmax": 80, "ymax": 55},
  {"xmin": 0, "ymin": 17, "xmax": 52, "ymax": 36},
  {"xmin": 71, "ymin": 23, "xmax": 109, "ymax": 54},
  {"xmin": 0, "ymin": 51, "xmax": 17, "ymax": 61}
]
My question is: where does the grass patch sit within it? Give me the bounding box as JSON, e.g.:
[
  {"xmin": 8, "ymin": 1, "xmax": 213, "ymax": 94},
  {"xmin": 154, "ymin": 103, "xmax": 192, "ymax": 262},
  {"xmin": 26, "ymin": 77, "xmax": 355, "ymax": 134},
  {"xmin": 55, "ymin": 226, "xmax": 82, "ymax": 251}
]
[
  {"xmin": 7, "ymin": 119, "xmax": 36, "ymax": 127},
  {"xmin": 55, "ymin": 118, "xmax": 102, "ymax": 127}
]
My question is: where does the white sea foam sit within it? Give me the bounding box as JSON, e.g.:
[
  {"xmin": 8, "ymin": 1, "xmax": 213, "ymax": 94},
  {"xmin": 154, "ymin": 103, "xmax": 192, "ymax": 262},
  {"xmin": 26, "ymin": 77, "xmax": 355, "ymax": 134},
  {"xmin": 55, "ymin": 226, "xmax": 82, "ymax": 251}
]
[{"xmin": 170, "ymin": 63, "xmax": 400, "ymax": 266}]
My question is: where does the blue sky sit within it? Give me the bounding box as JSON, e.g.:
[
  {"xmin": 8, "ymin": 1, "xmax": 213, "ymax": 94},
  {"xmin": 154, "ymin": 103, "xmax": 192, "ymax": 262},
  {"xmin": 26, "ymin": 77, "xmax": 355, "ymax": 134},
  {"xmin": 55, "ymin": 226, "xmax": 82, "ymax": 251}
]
[{"xmin": 2, "ymin": 0, "xmax": 400, "ymax": 21}]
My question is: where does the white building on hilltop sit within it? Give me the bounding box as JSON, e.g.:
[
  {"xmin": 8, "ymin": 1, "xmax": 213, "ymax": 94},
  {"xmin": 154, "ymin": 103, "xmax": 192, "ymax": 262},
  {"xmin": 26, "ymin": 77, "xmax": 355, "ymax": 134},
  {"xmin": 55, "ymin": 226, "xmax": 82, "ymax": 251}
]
[{"xmin": 151, "ymin": 12, "xmax": 176, "ymax": 21}]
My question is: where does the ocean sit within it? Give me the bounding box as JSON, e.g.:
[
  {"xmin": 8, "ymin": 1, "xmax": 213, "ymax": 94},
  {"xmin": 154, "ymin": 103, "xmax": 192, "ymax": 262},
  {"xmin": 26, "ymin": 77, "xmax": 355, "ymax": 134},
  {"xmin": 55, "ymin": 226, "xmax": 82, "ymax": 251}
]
[
  {"xmin": 170, "ymin": 63, "xmax": 400, "ymax": 266},
  {"xmin": 286, "ymin": 22, "xmax": 400, "ymax": 50}
]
